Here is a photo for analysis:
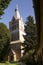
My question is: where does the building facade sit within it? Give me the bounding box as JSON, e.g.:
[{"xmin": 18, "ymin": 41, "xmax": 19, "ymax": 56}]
[{"xmin": 9, "ymin": 5, "xmax": 25, "ymax": 61}]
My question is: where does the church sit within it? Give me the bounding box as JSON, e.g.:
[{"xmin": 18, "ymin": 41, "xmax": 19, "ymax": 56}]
[{"xmin": 8, "ymin": 5, "xmax": 25, "ymax": 61}]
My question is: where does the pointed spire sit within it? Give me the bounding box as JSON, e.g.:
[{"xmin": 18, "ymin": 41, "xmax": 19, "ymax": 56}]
[
  {"xmin": 15, "ymin": 4, "xmax": 18, "ymax": 11},
  {"xmin": 14, "ymin": 5, "xmax": 21, "ymax": 19}
]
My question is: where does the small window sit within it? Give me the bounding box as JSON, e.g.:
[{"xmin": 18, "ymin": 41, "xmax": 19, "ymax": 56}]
[
  {"xmin": 12, "ymin": 26, "xmax": 14, "ymax": 31},
  {"xmin": 11, "ymin": 32, "xmax": 19, "ymax": 41},
  {"xmin": 14, "ymin": 25, "xmax": 16, "ymax": 30}
]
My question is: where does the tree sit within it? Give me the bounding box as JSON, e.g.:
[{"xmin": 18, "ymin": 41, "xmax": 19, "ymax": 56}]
[
  {"xmin": 0, "ymin": 23, "xmax": 11, "ymax": 58},
  {"xmin": 0, "ymin": 0, "xmax": 11, "ymax": 16},
  {"xmin": 21, "ymin": 16, "xmax": 38, "ymax": 65},
  {"xmin": 23, "ymin": 16, "xmax": 38, "ymax": 54}
]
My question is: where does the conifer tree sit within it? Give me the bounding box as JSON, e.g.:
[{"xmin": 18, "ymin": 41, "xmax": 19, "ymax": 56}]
[{"xmin": 23, "ymin": 16, "xmax": 37, "ymax": 54}]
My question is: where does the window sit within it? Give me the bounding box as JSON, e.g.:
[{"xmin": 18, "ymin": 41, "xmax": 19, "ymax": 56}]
[
  {"xmin": 14, "ymin": 25, "xmax": 16, "ymax": 30},
  {"xmin": 11, "ymin": 32, "xmax": 19, "ymax": 41}
]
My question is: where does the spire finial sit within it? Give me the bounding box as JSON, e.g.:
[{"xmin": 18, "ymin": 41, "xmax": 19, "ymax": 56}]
[
  {"xmin": 16, "ymin": 4, "xmax": 18, "ymax": 10},
  {"xmin": 14, "ymin": 4, "xmax": 21, "ymax": 19},
  {"xmin": 15, "ymin": 4, "xmax": 18, "ymax": 11}
]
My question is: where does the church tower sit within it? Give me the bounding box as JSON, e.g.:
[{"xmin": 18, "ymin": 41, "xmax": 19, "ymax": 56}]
[{"xmin": 9, "ymin": 5, "xmax": 25, "ymax": 61}]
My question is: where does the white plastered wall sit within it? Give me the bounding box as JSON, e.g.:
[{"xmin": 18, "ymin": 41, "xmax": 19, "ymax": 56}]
[{"xmin": 19, "ymin": 19, "xmax": 25, "ymax": 43}]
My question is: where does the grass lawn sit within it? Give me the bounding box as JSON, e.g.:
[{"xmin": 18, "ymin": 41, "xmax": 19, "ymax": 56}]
[{"xmin": 0, "ymin": 62, "xmax": 20, "ymax": 65}]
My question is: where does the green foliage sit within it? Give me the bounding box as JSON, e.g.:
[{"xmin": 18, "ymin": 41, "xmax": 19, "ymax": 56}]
[
  {"xmin": 0, "ymin": 23, "xmax": 11, "ymax": 58},
  {"xmin": 0, "ymin": 0, "xmax": 11, "ymax": 16},
  {"xmin": 21, "ymin": 16, "xmax": 38, "ymax": 65},
  {"xmin": 23, "ymin": 16, "xmax": 38, "ymax": 54}
]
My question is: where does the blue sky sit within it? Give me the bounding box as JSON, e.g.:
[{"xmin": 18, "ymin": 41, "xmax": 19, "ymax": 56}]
[{"xmin": 0, "ymin": 0, "xmax": 35, "ymax": 28}]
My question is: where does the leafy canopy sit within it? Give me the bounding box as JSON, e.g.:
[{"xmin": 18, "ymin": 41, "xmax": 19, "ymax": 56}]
[
  {"xmin": 0, "ymin": 0, "xmax": 11, "ymax": 16},
  {"xmin": 0, "ymin": 23, "xmax": 11, "ymax": 53}
]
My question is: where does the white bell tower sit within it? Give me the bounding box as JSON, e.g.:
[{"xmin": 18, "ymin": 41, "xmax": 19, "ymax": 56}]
[
  {"xmin": 9, "ymin": 5, "xmax": 25, "ymax": 61},
  {"xmin": 9, "ymin": 5, "xmax": 25, "ymax": 43}
]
